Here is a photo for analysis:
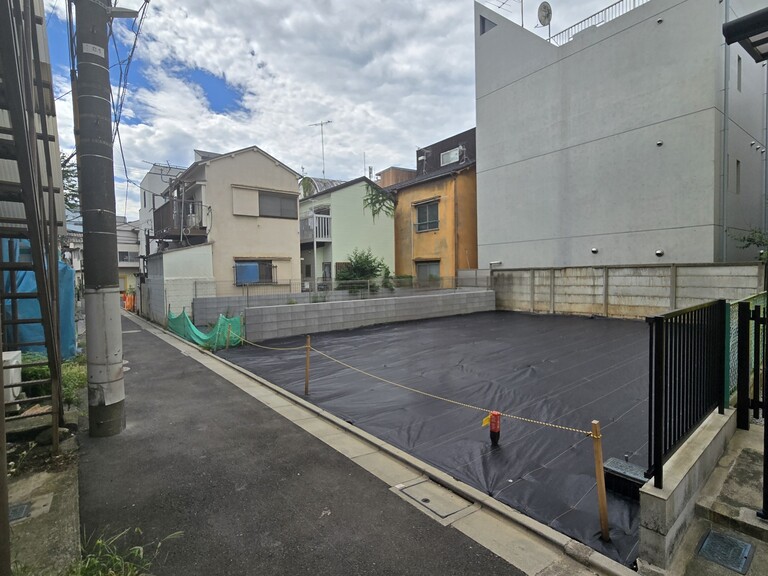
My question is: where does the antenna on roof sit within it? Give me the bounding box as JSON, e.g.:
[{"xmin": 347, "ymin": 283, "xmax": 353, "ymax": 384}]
[{"xmin": 309, "ymin": 120, "xmax": 332, "ymax": 177}]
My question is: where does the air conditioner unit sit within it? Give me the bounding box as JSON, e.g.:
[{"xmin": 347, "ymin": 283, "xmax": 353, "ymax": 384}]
[{"xmin": 3, "ymin": 350, "xmax": 22, "ymax": 404}]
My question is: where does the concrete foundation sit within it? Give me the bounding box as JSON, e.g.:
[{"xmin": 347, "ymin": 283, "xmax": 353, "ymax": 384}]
[{"xmin": 638, "ymin": 409, "xmax": 737, "ymax": 573}]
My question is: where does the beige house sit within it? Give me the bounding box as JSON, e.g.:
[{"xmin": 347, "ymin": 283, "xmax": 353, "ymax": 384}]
[{"xmin": 141, "ymin": 146, "xmax": 301, "ymax": 319}]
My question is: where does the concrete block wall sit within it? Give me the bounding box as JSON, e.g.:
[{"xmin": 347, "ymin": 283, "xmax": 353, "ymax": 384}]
[
  {"xmin": 244, "ymin": 290, "xmax": 496, "ymax": 342},
  {"xmin": 164, "ymin": 278, "xmax": 216, "ymax": 323},
  {"xmin": 494, "ymin": 263, "xmax": 762, "ymax": 319},
  {"xmin": 607, "ymin": 267, "xmax": 669, "ymax": 318},
  {"xmin": 553, "ymin": 267, "xmax": 605, "ymax": 316},
  {"xmin": 194, "ymin": 288, "xmax": 485, "ymax": 327},
  {"xmin": 676, "ymin": 265, "xmax": 760, "ymax": 309},
  {"xmin": 144, "ymin": 277, "xmax": 166, "ymax": 324}
]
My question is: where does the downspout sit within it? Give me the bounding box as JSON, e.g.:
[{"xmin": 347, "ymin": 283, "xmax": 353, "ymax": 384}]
[
  {"xmin": 721, "ymin": 0, "xmax": 731, "ymax": 261},
  {"xmin": 410, "ymin": 194, "xmax": 415, "ymax": 276},
  {"xmin": 764, "ymin": 64, "xmax": 768, "ymax": 234},
  {"xmin": 454, "ymin": 173, "xmax": 460, "ymax": 278}
]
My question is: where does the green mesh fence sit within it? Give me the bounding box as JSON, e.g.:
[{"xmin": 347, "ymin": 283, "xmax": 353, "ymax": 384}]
[
  {"xmin": 726, "ymin": 292, "xmax": 766, "ymax": 398},
  {"xmin": 167, "ymin": 309, "xmax": 242, "ymax": 351}
]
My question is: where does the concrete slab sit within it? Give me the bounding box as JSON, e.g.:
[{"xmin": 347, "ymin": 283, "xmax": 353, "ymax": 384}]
[
  {"xmin": 8, "ymin": 465, "xmax": 79, "ymax": 576},
  {"xmin": 317, "ymin": 432, "xmax": 379, "ymax": 459},
  {"xmin": 351, "ymin": 451, "xmax": 422, "ymax": 486},
  {"xmin": 399, "ymin": 479, "xmax": 475, "ymax": 520},
  {"xmin": 452, "ymin": 508, "xmax": 566, "ymax": 575}
]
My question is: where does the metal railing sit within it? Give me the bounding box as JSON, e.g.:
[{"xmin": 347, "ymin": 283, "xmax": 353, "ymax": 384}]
[
  {"xmin": 300, "ymin": 214, "xmax": 332, "ymax": 243},
  {"xmin": 154, "ymin": 199, "xmax": 207, "ymax": 237},
  {"xmin": 549, "ymin": 0, "xmax": 650, "ymax": 46},
  {"xmin": 646, "ymin": 300, "xmax": 726, "ymax": 488}
]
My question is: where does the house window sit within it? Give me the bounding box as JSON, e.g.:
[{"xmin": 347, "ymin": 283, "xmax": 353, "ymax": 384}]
[
  {"xmin": 416, "ymin": 261, "xmax": 440, "ymax": 282},
  {"xmin": 118, "ymin": 251, "xmax": 139, "ymax": 263},
  {"xmin": 737, "ymin": 55, "xmax": 742, "ymax": 92},
  {"xmin": 440, "ymin": 147, "xmax": 460, "ymax": 166},
  {"xmin": 736, "ymin": 159, "xmax": 741, "ymax": 195},
  {"xmin": 259, "ymin": 191, "xmax": 298, "ymax": 219},
  {"xmin": 234, "ymin": 260, "xmax": 275, "ymax": 285},
  {"xmin": 416, "ymin": 201, "xmax": 439, "ymax": 231}
]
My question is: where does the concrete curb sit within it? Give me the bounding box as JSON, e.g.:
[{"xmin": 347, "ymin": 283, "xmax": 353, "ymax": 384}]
[{"xmin": 123, "ymin": 310, "xmax": 637, "ymax": 576}]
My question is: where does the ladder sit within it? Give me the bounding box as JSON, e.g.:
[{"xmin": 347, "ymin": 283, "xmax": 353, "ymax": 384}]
[{"xmin": 0, "ymin": 0, "xmax": 64, "ymax": 453}]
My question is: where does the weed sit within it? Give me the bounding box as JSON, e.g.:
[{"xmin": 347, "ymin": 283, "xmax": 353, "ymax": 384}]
[
  {"xmin": 64, "ymin": 528, "xmax": 183, "ymax": 576},
  {"xmin": 18, "ymin": 353, "xmax": 87, "ymax": 409},
  {"xmin": 6, "ymin": 442, "xmax": 36, "ymax": 478}
]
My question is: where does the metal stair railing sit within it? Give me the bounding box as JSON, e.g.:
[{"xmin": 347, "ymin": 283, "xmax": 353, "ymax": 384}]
[{"xmin": 0, "ymin": 0, "xmax": 64, "ymax": 453}]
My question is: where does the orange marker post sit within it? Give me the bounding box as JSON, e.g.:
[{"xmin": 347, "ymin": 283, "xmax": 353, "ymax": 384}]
[{"xmin": 490, "ymin": 411, "xmax": 501, "ymax": 447}]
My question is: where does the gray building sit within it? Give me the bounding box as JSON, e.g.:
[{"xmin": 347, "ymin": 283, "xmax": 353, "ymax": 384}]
[{"xmin": 474, "ymin": 0, "xmax": 767, "ymax": 268}]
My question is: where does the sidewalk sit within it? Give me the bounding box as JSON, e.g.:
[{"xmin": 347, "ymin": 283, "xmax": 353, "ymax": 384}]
[{"xmin": 77, "ymin": 313, "xmax": 628, "ymax": 575}]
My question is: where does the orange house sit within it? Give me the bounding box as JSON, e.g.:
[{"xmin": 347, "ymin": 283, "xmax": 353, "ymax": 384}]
[{"xmin": 388, "ymin": 129, "xmax": 478, "ymax": 281}]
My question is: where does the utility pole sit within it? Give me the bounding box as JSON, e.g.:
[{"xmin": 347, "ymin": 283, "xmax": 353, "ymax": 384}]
[
  {"xmin": 309, "ymin": 120, "xmax": 332, "ymax": 178},
  {"xmin": 74, "ymin": 0, "xmax": 133, "ymax": 436}
]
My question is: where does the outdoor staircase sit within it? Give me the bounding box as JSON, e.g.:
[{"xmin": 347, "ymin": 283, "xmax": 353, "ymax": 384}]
[{"xmin": 0, "ymin": 0, "xmax": 64, "ymax": 452}]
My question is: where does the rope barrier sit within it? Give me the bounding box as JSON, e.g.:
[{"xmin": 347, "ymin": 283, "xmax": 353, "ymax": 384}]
[
  {"xmin": 237, "ymin": 335, "xmax": 593, "ymax": 437},
  {"xmin": 310, "ymin": 347, "xmax": 594, "ymax": 438},
  {"xmin": 240, "ymin": 335, "xmax": 307, "ymax": 352}
]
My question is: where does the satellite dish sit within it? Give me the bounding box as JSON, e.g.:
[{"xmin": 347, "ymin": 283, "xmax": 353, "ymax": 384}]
[{"xmin": 538, "ymin": 2, "xmax": 553, "ymax": 27}]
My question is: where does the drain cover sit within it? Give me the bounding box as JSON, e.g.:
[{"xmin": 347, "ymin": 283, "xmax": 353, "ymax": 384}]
[
  {"xmin": 8, "ymin": 502, "xmax": 31, "ymax": 523},
  {"xmin": 697, "ymin": 530, "xmax": 754, "ymax": 574}
]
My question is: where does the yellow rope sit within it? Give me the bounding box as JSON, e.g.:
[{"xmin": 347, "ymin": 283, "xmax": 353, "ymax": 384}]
[
  {"xmin": 310, "ymin": 347, "xmax": 593, "ymax": 437},
  {"xmin": 240, "ymin": 335, "xmax": 307, "ymax": 352},
  {"xmin": 236, "ymin": 334, "xmax": 593, "ymax": 437}
]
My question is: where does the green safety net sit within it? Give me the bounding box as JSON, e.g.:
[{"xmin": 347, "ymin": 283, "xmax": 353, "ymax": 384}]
[{"xmin": 167, "ymin": 309, "xmax": 242, "ymax": 351}]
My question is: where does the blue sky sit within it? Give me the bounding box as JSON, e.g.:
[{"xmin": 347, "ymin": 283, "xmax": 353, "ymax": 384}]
[{"xmin": 46, "ymin": 0, "xmax": 613, "ymax": 220}]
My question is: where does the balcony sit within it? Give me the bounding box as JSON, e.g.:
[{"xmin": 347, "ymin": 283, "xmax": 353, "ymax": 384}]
[
  {"xmin": 154, "ymin": 199, "xmax": 207, "ymax": 240},
  {"xmin": 300, "ymin": 214, "xmax": 332, "ymax": 243}
]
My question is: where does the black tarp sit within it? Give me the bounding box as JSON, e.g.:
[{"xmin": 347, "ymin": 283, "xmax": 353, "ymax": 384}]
[{"xmin": 219, "ymin": 311, "xmax": 648, "ymax": 565}]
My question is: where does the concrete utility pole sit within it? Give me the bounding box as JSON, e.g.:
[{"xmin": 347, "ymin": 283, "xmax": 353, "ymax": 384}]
[{"xmin": 75, "ymin": 0, "xmax": 126, "ymax": 436}]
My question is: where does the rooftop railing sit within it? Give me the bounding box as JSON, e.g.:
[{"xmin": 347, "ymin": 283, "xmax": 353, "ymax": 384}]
[{"xmin": 549, "ymin": 0, "xmax": 650, "ymax": 46}]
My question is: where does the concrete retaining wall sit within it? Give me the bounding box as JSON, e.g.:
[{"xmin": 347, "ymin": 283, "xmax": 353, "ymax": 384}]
[
  {"xmin": 638, "ymin": 409, "xmax": 736, "ymax": 573},
  {"xmin": 244, "ymin": 290, "xmax": 496, "ymax": 342},
  {"xmin": 195, "ymin": 287, "xmax": 484, "ymax": 327},
  {"xmin": 494, "ymin": 263, "xmax": 764, "ymax": 319}
]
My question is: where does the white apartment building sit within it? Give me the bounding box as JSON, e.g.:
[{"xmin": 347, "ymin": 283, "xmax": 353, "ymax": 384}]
[{"xmin": 474, "ymin": 0, "xmax": 767, "ymax": 268}]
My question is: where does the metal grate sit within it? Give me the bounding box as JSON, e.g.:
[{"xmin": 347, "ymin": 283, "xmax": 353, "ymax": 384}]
[
  {"xmin": 8, "ymin": 502, "xmax": 31, "ymax": 523},
  {"xmin": 697, "ymin": 530, "xmax": 754, "ymax": 574}
]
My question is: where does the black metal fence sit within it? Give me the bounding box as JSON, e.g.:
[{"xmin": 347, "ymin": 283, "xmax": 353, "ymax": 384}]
[
  {"xmin": 646, "ymin": 300, "xmax": 726, "ymax": 488},
  {"xmin": 735, "ymin": 301, "xmax": 768, "ymax": 518}
]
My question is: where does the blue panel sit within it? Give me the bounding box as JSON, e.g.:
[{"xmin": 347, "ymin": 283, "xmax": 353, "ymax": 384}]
[{"xmin": 235, "ymin": 262, "xmax": 259, "ymax": 285}]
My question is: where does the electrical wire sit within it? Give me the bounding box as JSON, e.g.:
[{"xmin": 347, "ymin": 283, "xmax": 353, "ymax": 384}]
[{"xmin": 45, "ymin": 0, "xmax": 60, "ymax": 28}]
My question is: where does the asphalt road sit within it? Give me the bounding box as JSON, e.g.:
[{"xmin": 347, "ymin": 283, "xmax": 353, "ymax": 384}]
[{"xmin": 78, "ymin": 315, "xmax": 524, "ymax": 575}]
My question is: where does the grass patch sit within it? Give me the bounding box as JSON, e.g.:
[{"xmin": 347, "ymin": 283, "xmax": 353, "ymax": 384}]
[
  {"xmin": 11, "ymin": 529, "xmax": 182, "ymax": 576},
  {"xmin": 20, "ymin": 353, "xmax": 87, "ymax": 409}
]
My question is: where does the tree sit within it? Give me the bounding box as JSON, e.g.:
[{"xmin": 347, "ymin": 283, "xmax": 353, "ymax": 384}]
[
  {"xmin": 61, "ymin": 152, "xmax": 80, "ymax": 212},
  {"xmin": 336, "ymin": 248, "xmax": 384, "ymax": 281},
  {"xmin": 362, "ymin": 182, "xmax": 395, "ymax": 221},
  {"xmin": 735, "ymin": 228, "xmax": 768, "ymax": 261}
]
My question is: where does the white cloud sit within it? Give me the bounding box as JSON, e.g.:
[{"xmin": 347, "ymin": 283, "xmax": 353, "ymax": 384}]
[{"xmin": 45, "ymin": 0, "xmax": 626, "ymax": 219}]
